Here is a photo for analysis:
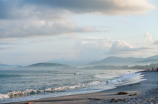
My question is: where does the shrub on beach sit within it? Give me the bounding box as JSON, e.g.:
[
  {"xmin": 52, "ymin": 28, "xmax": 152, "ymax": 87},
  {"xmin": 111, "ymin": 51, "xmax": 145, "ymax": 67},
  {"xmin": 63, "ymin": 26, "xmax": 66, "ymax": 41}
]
[
  {"xmin": 110, "ymin": 98, "xmax": 126, "ymax": 102},
  {"xmin": 129, "ymin": 93, "xmax": 137, "ymax": 96},
  {"xmin": 117, "ymin": 92, "xmax": 128, "ymax": 95}
]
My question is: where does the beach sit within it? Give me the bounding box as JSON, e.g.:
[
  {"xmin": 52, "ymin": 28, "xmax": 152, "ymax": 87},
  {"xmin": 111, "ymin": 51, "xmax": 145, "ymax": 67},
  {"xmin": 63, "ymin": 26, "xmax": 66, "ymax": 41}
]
[{"xmin": 4, "ymin": 71, "xmax": 158, "ymax": 104}]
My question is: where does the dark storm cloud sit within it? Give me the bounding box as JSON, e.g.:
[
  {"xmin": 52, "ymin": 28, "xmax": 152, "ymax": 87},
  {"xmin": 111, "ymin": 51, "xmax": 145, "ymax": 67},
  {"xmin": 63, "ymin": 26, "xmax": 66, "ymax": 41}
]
[
  {"xmin": 0, "ymin": 0, "xmax": 156, "ymax": 20},
  {"xmin": 22, "ymin": 0, "xmax": 113, "ymax": 13},
  {"xmin": 22, "ymin": 0, "xmax": 156, "ymax": 14}
]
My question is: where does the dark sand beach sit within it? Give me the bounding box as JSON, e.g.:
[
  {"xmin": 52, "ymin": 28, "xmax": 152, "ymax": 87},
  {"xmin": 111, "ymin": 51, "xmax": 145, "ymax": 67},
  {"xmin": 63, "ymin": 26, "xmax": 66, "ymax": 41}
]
[{"xmin": 5, "ymin": 71, "xmax": 158, "ymax": 104}]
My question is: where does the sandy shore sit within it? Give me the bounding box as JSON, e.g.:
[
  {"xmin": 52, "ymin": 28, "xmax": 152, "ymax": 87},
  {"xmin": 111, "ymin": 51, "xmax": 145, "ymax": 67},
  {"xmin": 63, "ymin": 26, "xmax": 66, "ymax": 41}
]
[{"xmin": 4, "ymin": 71, "xmax": 158, "ymax": 104}]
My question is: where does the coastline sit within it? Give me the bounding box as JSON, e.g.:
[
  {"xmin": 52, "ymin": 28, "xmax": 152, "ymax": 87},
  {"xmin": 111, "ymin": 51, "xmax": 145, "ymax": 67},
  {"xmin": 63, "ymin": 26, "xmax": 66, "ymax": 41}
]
[{"xmin": 4, "ymin": 71, "xmax": 158, "ymax": 104}]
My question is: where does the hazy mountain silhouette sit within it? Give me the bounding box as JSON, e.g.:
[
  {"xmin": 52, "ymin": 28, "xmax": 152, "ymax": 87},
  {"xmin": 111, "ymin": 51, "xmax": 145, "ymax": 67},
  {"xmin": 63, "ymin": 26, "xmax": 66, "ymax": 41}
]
[
  {"xmin": 88, "ymin": 56, "xmax": 144, "ymax": 65},
  {"xmin": 0, "ymin": 63, "xmax": 17, "ymax": 68},
  {"xmin": 28, "ymin": 62, "xmax": 67, "ymax": 67},
  {"xmin": 48, "ymin": 55, "xmax": 158, "ymax": 66},
  {"xmin": 135, "ymin": 59, "xmax": 158, "ymax": 64},
  {"xmin": 49, "ymin": 59, "xmax": 90, "ymax": 65},
  {"xmin": 88, "ymin": 55, "xmax": 158, "ymax": 65}
]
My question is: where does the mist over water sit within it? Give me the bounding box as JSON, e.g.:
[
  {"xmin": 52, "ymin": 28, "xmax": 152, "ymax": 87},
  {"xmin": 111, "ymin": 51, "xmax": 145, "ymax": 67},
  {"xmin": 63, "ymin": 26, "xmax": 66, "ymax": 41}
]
[{"xmin": 0, "ymin": 67, "xmax": 144, "ymax": 103}]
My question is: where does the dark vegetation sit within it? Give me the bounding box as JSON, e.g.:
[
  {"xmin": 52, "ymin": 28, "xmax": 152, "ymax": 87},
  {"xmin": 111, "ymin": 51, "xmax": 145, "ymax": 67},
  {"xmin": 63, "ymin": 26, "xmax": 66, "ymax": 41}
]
[
  {"xmin": 83, "ymin": 63, "xmax": 158, "ymax": 70},
  {"xmin": 117, "ymin": 92, "xmax": 128, "ymax": 95},
  {"xmin": 130, "ymin": 63, "xmax": 158, "ymax": 69},
  {"xmin": 110, "ymin": 98, "xmax": 126, "ymax": 102},
  {"xmin": 129, "ymin": 93, "xmax": 137, "ymax": 96}
]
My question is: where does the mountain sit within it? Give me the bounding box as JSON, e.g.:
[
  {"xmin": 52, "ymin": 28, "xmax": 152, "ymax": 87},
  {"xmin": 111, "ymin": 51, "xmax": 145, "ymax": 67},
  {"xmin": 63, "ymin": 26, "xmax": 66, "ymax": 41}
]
[
  {"xmin": 28, "ymin": 62, "xmax": 67, "ymax": 67},
  {"xmin": 88, "ymin": 55, "xmax": 158, "ymax": 65},
  {"xmin": 48, "ymin": 55, "xmax": 158, "ymax": 66},
  {"xmin": 135, "ymin": 59, "xmax": 158, "ymax": 64},
  {"xmin": 146, "ymin": 55, "xmax": 158, "ymax": 59},
  {"xmin": 49, "ymin": 59, "xmax": 90, "ymax": 65},
  {"xmin": 0, "ymin": 63, "xmax": 17, "ymax": 68},
  {"xmin": 88, "ymin": 56, "xmax": 144, "ymax": 65}
]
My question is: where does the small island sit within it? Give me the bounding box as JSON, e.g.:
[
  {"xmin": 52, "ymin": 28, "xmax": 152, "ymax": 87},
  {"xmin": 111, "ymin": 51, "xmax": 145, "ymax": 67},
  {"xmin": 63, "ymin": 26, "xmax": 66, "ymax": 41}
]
[{"xmin": 28, "ymin": 62, "xmax": 67, "ymax": 67}]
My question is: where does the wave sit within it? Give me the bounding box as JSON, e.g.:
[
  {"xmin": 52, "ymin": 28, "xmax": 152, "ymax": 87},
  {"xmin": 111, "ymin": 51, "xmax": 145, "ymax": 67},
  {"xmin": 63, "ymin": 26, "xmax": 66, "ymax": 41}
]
[
  {"xmin": 1, "ymin": 81, "xmax": 101, "ymax": 99},
  {"xmin": 106, "ymin": 72, "xmax": 141, "ymax": 84},
  {"xmin": 0, "ymin": 94, "xmax": 9, "ymax": 99},
  {"xmin": 0, "ymin": 72, "xmax": 142, "ymax": 100}
]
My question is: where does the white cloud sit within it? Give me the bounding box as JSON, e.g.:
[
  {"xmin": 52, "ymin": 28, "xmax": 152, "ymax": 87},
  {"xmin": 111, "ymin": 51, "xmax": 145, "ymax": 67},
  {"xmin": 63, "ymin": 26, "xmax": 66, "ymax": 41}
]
[
  {"xmin": 107, "ymin": 40, "xmax": 151, "ymax": 55},
  {"xmin": 108, "ymin": 40, "xmax": 133, "ymax": 53},
  {"xmin": 144, "ymin": 32, "xmax": 152, "ymax": 43},
  {"xmin": 74, "ymin": 39, "xmax": 113, "ymax": 60},
  {"xmin": 74, "ymin": 39, "xmax": 152, "ymax": 60},
  {"xmin": 153, "ymin": 40, "xmax": 158, "ymax": 45},
  {"xmin": 0, "ymin": 20, "xmax": 98, "ymax": 39},
  {"xmin": 117, "ymin": 20, "xmax": 129, "ymax": 24}
]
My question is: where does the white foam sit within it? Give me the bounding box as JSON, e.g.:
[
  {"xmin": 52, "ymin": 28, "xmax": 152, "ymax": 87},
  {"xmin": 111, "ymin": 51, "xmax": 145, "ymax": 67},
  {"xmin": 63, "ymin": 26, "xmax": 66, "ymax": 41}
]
[
  {"xmin": 0, "ymin": 94, "xmax": 9, "ymax": 99},
  {"xmin": 107, "ymin": 72, "xmax": 141, "ymax": 84},
  {"xmin": 6, "ymin": 80, "xmax": 102, "ymax": 98}
]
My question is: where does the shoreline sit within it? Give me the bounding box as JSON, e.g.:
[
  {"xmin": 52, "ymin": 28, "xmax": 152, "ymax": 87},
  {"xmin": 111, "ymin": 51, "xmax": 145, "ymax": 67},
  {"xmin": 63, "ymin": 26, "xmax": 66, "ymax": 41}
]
[{"xmin": 4, "ymin": 71, "xmax": 158, "ymax": 104}]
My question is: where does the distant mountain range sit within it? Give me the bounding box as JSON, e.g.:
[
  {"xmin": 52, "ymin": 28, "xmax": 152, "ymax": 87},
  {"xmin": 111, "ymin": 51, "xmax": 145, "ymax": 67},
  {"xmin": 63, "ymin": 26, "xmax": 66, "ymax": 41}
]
[
  {"xmin": 28, "ymin": 62, "xmax": 67, "ymax": 67},
  {"xmin": 1, "ymin": 55, "xmax": 158, "ymax": 69},
  {"xmin": 88, "ymin": 55, "xmax": 158, "ymax": 65},
  {"xmin": 0, "ymin": 63, "xmax": 17, "ymax": 68},
  {"xmin": 49, "ymin": 55, "xmax": 158, "ymax": 66},
  {"xmin": 135, "ymin": 59, "xmax": 158, "ymax": 64},
  {"xmin": 49, "ymin": 59, "xmax": 90, "ymax": 65}
]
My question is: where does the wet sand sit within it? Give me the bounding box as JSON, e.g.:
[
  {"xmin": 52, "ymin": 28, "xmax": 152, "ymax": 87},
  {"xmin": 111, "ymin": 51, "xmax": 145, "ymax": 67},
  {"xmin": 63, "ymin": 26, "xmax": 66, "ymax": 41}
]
[{"xmin": 5, "ymin": 71, "xmax": 158, "ymax": 104}]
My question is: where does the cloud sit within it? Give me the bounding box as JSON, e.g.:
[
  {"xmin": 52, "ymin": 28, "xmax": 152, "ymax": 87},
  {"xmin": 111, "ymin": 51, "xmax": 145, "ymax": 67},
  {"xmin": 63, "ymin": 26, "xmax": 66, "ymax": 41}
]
[
  {"xmin": 117, "ymin": 20, "xmax": 129, "ymax": 24},
  {"xmin": 0, "ymin": 0, "xmax": 156, "ymax": 20},
  {"xmin": 0, "ymin": 46, "xmax": 9, "ymax": 50},
  {"xmin": 74, "ymin": 39, "xmax": 113, "ymax": 60},
  {"xmin": 108, "ymin": 40, "xmax": 133, "ymax": 53},
  {"xmin": 0, "ymin": 0, "xmax": 156, "ymax": 40},
  {"xmin": 0, "ymin": 20, "xmax": 98, "ymax": 39},
  {"xmin": 0, "ymin": 0, "xmax": 72, "ymax": 20},
  {"xmin": 108, "ymin": 40, "xmax": 151, "ymax": 54},
  {"xmin": 76, "ymin": 39, "xmax": 113, "ymax": 51},
  {"xmin": 153, "ymin": 40, "xmax": 158, "ymax": 45},
  {"xmin": 23, "ymin": 0, "xmax": 156, "ymax": 15},
  {"xmin": 74, "ymin": 39, "xmax": 152, "ymax": 60},
  {"xmin": 144, "ymin": 32, "xmax": 152, "ymax": 43}
]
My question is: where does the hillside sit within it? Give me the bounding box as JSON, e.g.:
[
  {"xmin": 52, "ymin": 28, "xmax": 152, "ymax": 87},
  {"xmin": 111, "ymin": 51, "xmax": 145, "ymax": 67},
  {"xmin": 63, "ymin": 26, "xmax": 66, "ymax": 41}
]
[
  {"xmin": 135, "ymin": 59, "xmax": 158, "ymax": 64},
  {"xmin": 0, "ymin": 63, "xmax": 17, "ymax": 68},
  {"xmin": 88, "ymin": 55, "xmax": 158, "ymax": 65},
  {"xmin": 28, "ymin": 62, "xmax": 67, "ymax": 67},
  {"xmin": 82, "ymin": 63, "xmax": 158, "ymax": 70},
  {"xmin": 89, "ymin": 56, "xmax": 144, "ymax": 65}
]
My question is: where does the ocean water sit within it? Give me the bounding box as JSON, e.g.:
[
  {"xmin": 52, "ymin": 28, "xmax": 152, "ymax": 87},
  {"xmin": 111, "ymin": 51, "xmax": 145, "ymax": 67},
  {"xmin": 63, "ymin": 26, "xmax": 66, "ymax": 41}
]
[{"xmin": 0, "ymin": 68, "xmax": 144, "ymax": 103}]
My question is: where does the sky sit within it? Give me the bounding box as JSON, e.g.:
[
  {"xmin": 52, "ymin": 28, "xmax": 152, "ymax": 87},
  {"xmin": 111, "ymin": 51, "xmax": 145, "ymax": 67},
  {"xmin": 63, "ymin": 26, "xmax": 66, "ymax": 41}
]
[{"xmin": 0, "ymin": 0, "xmax": 158, "ymax": 65}]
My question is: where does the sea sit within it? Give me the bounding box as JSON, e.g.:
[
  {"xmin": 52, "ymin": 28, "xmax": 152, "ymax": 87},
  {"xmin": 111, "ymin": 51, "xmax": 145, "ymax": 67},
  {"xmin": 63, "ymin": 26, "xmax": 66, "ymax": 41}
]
[{"xmin": 0, "ymin": 67, "xmax": 145, "ymax": 103}]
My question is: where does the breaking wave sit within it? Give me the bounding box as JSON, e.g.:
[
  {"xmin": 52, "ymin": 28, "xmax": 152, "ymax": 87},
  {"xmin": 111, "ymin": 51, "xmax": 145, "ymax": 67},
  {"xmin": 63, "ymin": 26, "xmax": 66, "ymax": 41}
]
[
  {"xmin": 106, "ymin": 72, "xmax": 141, "ymax": 84},
  {"xmin": 1, "ymin": 81, "xmax": 101, "ymax": 99},
  {"xmin": 0, "ymin": 94, "xmax": 9, "ymax": 99},
  {"xmin": 0, "ymin": 72, "xmax": 143, "ymax": 100}
]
